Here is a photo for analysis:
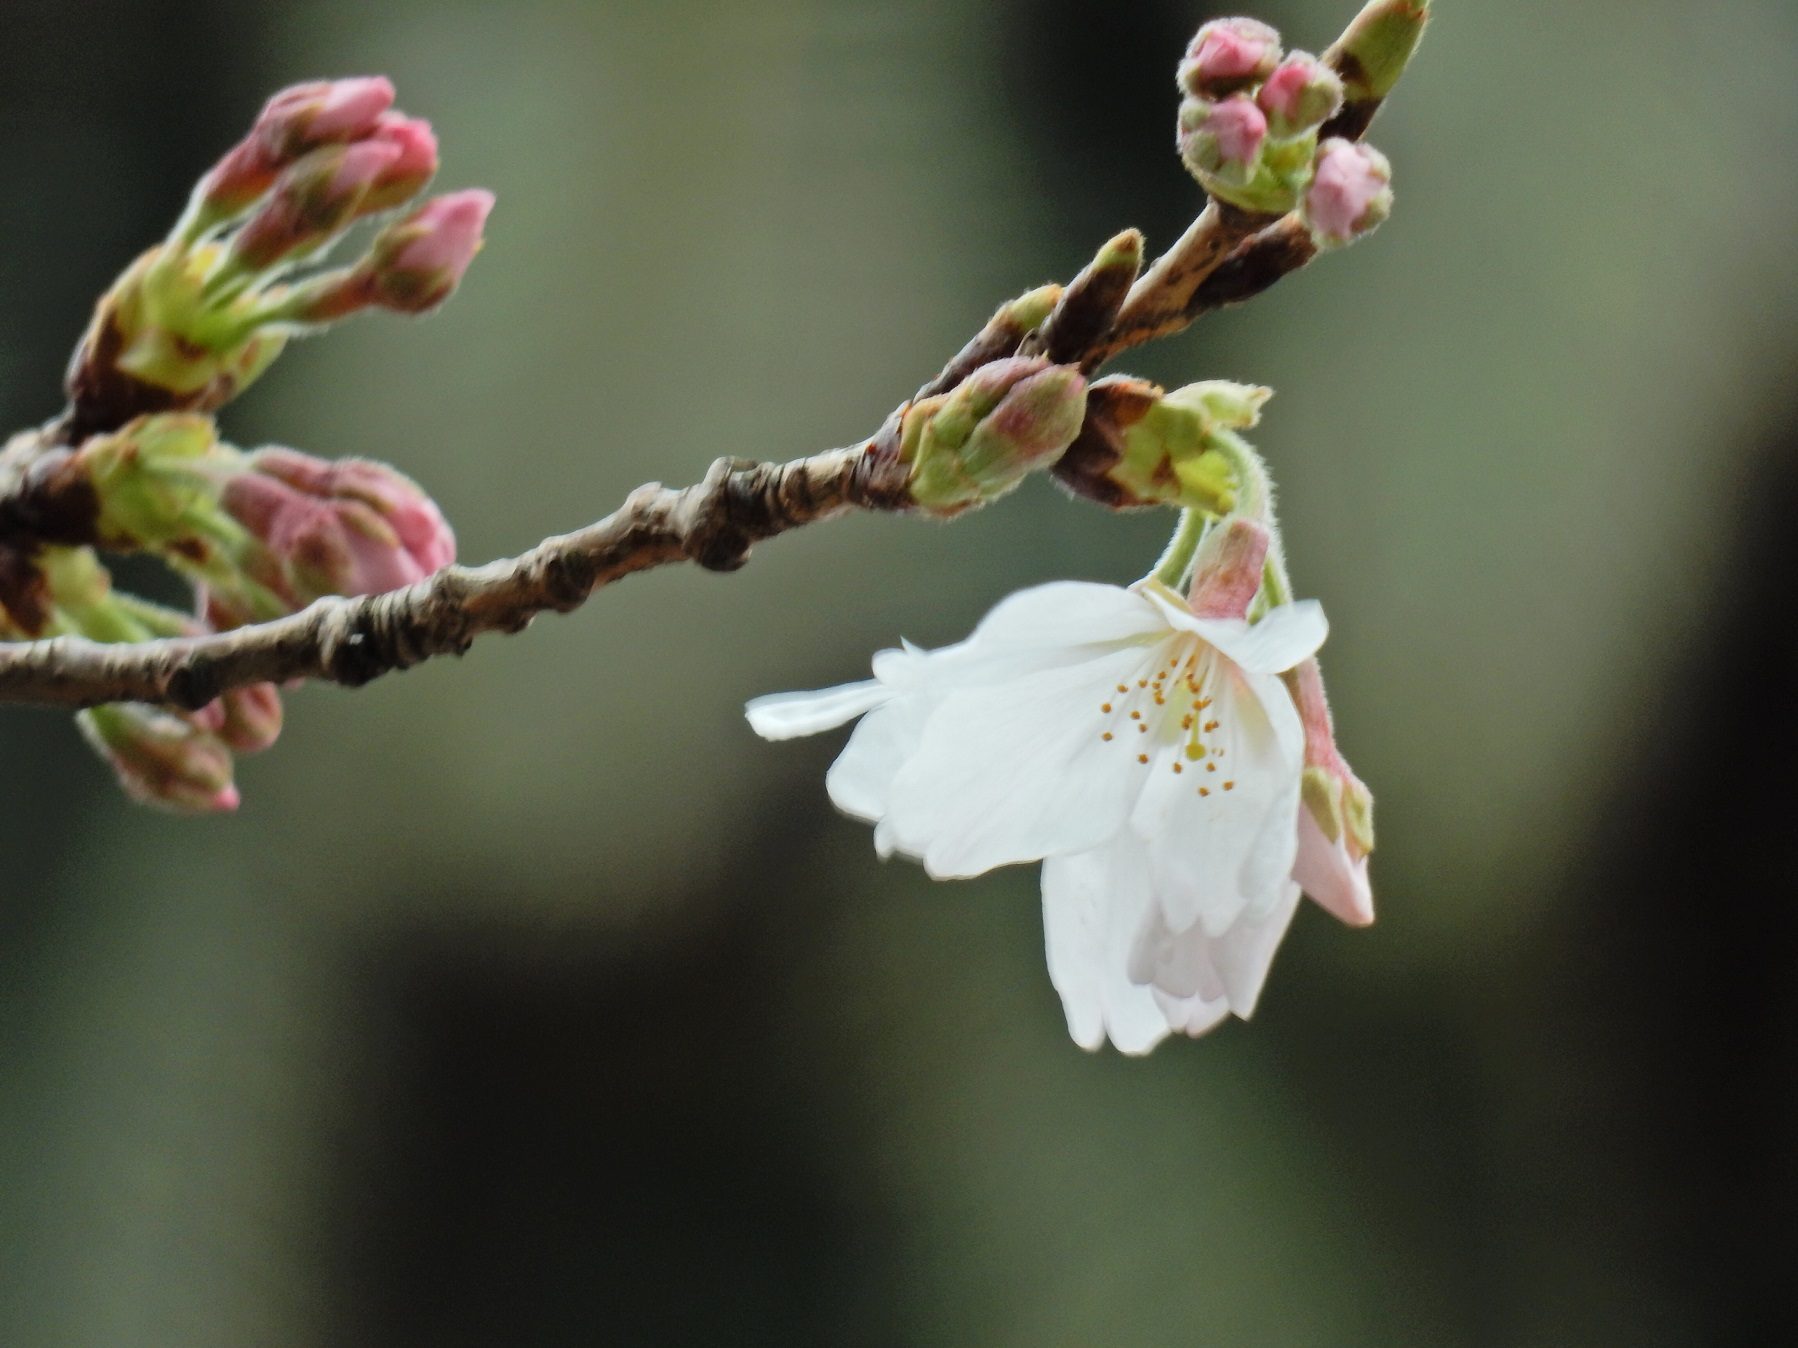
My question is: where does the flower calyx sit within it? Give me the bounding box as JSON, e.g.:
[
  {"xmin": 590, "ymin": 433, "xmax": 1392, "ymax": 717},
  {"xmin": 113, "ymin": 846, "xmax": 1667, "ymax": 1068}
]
[{"xmin": 1052, "ymin": 375, "xmax": 1267, "ymax": 514}]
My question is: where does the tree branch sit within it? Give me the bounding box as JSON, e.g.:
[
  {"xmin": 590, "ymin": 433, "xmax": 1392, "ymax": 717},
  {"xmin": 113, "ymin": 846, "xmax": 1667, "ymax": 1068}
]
[{"xmin": 0, "ymin": 441, "xmax": 909, "ymax": 709}]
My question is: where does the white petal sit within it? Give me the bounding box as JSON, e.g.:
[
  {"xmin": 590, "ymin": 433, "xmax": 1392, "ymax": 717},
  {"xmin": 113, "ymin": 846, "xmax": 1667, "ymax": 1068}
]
[
  {"xmin": 963, "ymin": 581, "xmax": 1170, "ymax": 652},
  {"xmin": 1152, "ymin": 988, "xmax": 1233, "ymax": 1039},
  {"xmin": 1042, "ymin": 843, "xmax": 1174, "ymax": 1055},
  {"xmin": 886, "ymin": 644, "xmax": 1153, "ymax": 878},
  {"xmin": 1143, "ymin": 591, "xmax": 1329, "ymax": 675},
  {"xmin": 1042, "ymin": 854, "xmax": 1107, "ymax": 1051},
  {"xmin": 1206, "ymin": 882, "xmax": 1302, "ymax": 1015},
  {"xmin": 746, "ymin": 679, "xmax": 890, "ymax": 741},
  {"xmin": 1292, "ymin": 809, "xmax": 1376, "ymax": 927},
  {"xmin": 870, "ymin": 640, "xmax": 932, "ymax": 688},
  {"xmin": 865, "ymin": 588, "xmax": 1164, "ymax": 709},
  {"xmin": 1127, "ymin": 906, "xmax": 1227, "ymax": 1003},
  {"xmin": 1239, "ymin": 667, "xmax": 1308, "ymax": 781},
  {"xmin": 825, "ymin": 694, "xmax": 932, "ymax": 823},
  {"xmin": 1131, "ymin": 882, "xmax": 1300, "ymax": 1019},
  {"xmin": 1128, "ymin": 666, "xmax": 1303, "ymax": 936}
]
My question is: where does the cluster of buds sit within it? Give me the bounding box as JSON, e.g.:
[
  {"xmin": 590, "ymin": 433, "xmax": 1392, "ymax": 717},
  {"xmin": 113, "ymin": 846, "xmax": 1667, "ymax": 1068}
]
[
  {"xmin": 64, "ymin": 77, "xmax": 493, "ymax": 437},
  {"xmin": 76, "ymin": 413, "xmax": 454, "ymax": 624},
  {"xmin": 39, "ymin": 412, "xmax": 455, "ymax": 810},
  {"xmin": 8, "ymin": 75, "xmax": 488, "ymax": 810},
  {"xmin": 212, "ymin": 446, "xmax": 455, "ymax": 617},
  {"xmin": 1175, "ymin": 12, "xmax": 1402, "ymax": 246},
  {"xmin": 1052, "ymin": 377, "xmax": 1266, "ymax": 514},
  {"xmin": 28, "ymin": 545, "xmax": 279, "ymax": 812}
]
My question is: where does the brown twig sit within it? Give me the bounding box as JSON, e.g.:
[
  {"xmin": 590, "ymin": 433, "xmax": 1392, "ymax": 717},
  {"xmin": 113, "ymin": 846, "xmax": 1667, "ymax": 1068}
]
[
  {"xmin": 0, "ymin": 442, "xmax": 914, "ymax": 708},
  {"xmin": 1082, "ymin": 202, "xmax": 1278, "ymax": 369}
]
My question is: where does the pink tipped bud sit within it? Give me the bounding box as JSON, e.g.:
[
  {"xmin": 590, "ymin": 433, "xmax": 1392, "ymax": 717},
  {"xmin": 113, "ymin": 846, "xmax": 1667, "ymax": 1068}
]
[
  {"xmin": 900, "ymin": 357, "xmax": 1088, "ymax": 515},
  {"xmin": 1186, "ymin": 518, "xmax": 1270, "ymax": 619},
  {"xmin": 1256, "ymin": 52, "xmax": 1345, "ymax": 137},
  {"xmin": 221, "ymin": 448, "xmax": 455, "ymax": 603},
  {"xmin": 1302, "ymin": 138, "xmax": 1393, "ymax": 247},
  {"xmin": 1179, "ymin": 94, "xmax": 1268, "ymax": 177},
  {"xmin": 193, "ymin": 682, "xmax": 285, "ymax": 754},
  {"xmin": 1285, "ymin": 658, "xmax": 1375, "ymax": 927},
  {"xmin": 228, "ymin": 141, "xmax": 403, "ymax": 273},
  {"xmin": 78, "ymin": 704, "xmax": 240, "ymax": 814},
  {"xmin": 256, "ymin": 77, "xmax": 396, "ymax": 159},
  {"xmin": 1179, "ymin": 18, "xmax": 1283, "ymax": 98},
  {"xmin": 357, "ymin": 114, "xmax": 439, "ymax": 215},
  {"xmin": 189, "ymin": 78, "xmax": 398, "ymax": 232},
  {"xmin": 355, "ymin": 190, "xmax": 494, "ymax": 314}
]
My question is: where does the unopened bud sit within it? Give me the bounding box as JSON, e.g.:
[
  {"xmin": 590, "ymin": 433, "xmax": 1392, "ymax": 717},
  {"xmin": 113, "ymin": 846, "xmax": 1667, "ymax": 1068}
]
[
  {"xmin": 188, "ymin": 77, "xmax": 396, "ymax": 233},
  {"xmin": 1052, "ymin": 376, "xmax": 1259, "ymax": 514},
  {"xmin": 899, "ymin": 357, "xmax": 1088, "ymax": 515},
  {"xmin": 335, "ymin": 190, "xmax": 495, "ymax": 316},
  {"xmin": 1026, "ymin": 230, "xmax": 1142, "ymax": 364},
  {"xmin": 193, "ymin": 682, "xmax": 285, "ymax": 754},
  {"xmin": 221, "ymin": 448, "xmax": 455, "ymax": 601},
  {"xmin": 1177, "ymin": 95, "xmax": 1315, "ymax": 215},
  {"xmin": 996, "ymin": 284, "xmax": 1062, "ymax": 335},
  {"xmin": 226, "ymin": 141, "xmax": 402, "ymax": 274},
  {"xmin": 1179, "ymin": 95, "xmax": 1267, "ymax": 175},
  {"xmin": 913, "ymin": 283, "xmax": 1064, "ymax": 401},
  {"xmin": 1327, "ymin": 0, "xmax": 1431, "ymax": 107},
  {"xmin": 356, "ymin": 114, "xmax": 439, "ymax": 215},
  {"xmin": 1178, "ymin": 18, "xmax": 1283, "ymax": 98},
  {"xmin": 1285, "ymin": 657, "xmax": 1375, "ymax": 926},
  {"xmin": 1187, "ymin": 517, "xmax": 1270, "ymax": 619},
  {"xmin": 255, "ymin": 77, "xmax": 396, "ymax": 160},
  {"xmin": 1257, "ymin": 53, "xmax": 1345, "ymax": 138},
  {"xmin": 1303, "ymin": 139, "xmax": 1392, "ymax": 248},
  {"xmin": 78, "ymin": 704, "xmax": 240, "ymax": 814}
]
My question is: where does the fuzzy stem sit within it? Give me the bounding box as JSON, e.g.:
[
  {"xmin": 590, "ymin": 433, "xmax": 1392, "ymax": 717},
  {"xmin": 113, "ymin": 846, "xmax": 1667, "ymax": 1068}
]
[{"xmin": 1149, "ymin": 509, "xmax": 1211, "ymax": 590}]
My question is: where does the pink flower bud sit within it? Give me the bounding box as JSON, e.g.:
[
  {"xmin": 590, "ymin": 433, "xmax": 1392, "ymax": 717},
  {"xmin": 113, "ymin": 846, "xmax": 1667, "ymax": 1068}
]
[
  {"xmin": 357, "ymin": 190, "xmax": 494, "ymax": 314},
  {"xmin": 228, "ymin": 141, "xmax": 403, "ymax": 273},
  {"xmin": 190, "ymin": 78, "xmax": 398, "ymax": 232},
  {"xmin": 1285, "ymin": 658, "xmax": 1375, "ymax": 927},
  {"xmin": 1186, "ymin": 518, "xmax": 1270, "ymax": 619},
  {"xmin": 357, "ymin": 114, "xmax": 439, "ymax": 215},
  {"xmin": 192, "ymin": 682, "xmax": 285, "ymax": 754},
  {"xmin": 1255, "ymin": 52, "xmax": 1345, "ymax": 137},
  {"xmin": 1302, "ymin": 139, "xmax": 1393, "ymax": 248},
  {"xmin": 255, "ymin": 77, "xmax": 396, "ymax": 159},
  {"xmin": 1179, "ymin": 95, "xmax": 1268, "ymax": 176},
  {"xmin": 1178, "ymin": 18, "xmax": 1283, "ymax": 98},
  {"xmin": 222, "ymin": 449, "xmax": 455, "ymax": 603},
  {"xmin": 78, "ymin": 704, "xmax": 240, "ymax": 814}
]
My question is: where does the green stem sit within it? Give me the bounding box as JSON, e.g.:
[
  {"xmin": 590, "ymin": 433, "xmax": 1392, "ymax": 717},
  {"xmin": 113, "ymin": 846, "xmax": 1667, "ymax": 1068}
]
[
  {"xmin": 1208, "ymin": 428, "xmax": 1297, "ymax": 611},
  {"xmin": 1148, "ymin": 508, "xmax": 1211, "ymax": 589},
  {"xmin": 112, "ymin": 593, "xmax": 201, "ymax": 639}
]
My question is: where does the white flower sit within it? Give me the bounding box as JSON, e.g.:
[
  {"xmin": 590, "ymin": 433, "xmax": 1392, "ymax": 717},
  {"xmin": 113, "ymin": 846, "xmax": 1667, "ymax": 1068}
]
[{"xmin": 747, "ymin": 577, "xmax": 1331, "ymax": 1053}]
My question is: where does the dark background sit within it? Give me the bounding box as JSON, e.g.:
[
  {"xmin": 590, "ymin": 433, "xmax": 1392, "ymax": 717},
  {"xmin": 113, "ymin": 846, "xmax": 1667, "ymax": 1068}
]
[{"xmin": 2, "ymin": 1, "xmax": 1795, "ymax": 1344}]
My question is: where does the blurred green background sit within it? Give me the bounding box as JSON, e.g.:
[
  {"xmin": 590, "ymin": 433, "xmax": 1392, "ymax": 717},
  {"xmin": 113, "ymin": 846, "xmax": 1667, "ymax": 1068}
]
[{"xmin": 3, "ymin": 1, "xmax": 1796, "ymax": 1343}]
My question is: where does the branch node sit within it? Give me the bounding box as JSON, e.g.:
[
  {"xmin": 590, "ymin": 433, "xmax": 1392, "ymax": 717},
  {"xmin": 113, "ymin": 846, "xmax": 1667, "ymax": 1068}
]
[{"xmin": 166, "ymin": 657, "xmax": 222, "ymax": 711}]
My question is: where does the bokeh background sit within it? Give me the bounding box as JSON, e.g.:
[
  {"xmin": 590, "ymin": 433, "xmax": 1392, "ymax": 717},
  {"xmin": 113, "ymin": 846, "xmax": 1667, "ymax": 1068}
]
[{"xmin": 3, "ymin": 1, "xmax": 1796, "ymax": 1343}]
